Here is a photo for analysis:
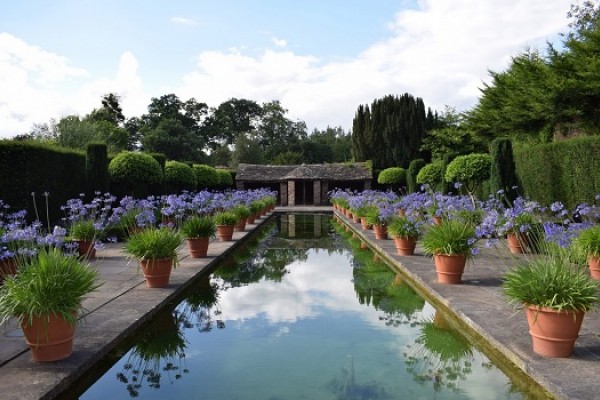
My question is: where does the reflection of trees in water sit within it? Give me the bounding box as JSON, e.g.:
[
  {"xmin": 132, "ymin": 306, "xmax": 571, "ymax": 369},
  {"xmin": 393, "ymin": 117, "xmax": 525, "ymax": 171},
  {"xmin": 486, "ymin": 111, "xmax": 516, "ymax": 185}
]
[
  {"xmin": 179, "ymin": 275, "xmax": 223, "ymax": 333},
  {"xmin": 404, "ymin": 312, "xmax": 474, "ymax": 395},
  {"xmin": 352, "ymin": 247, "xmax": 425, "ymax": 324},
  {"xmin": 116, "ymin": 310, "xmax": 188, "ymax": 398},
  {"xmin": 327, "ymin": 355, "xmax": 392, "ymax": 400}
]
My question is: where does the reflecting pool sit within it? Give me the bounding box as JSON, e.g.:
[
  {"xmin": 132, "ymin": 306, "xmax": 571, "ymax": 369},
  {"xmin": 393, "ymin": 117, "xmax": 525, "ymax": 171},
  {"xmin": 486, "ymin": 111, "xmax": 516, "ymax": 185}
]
[{"xmin": 78, "ymin": 214, "xmax": 528, "ymax": 400}]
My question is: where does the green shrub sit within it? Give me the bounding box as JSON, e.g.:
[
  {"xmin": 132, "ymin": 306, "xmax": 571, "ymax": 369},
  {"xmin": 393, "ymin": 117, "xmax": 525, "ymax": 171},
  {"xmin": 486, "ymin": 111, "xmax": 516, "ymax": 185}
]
[
  {"xmin": 444, "ymin": 153, "xmax": 491, "ymax": 194},
  {"xmin": 416, "ymin": 162, "xmax": 444, "ymax": 189},
  {"xmin": 164, "ymin": 161, "xmax": 195, "ymax": 193},
  {"xmin": 85, "ymin": 143, "xmax": 109, "ymax": 196},
  {"xmin": 193, "ymin": 164, "xmax": 219, "ymax": 190},
  {"xmin": 407, "ymin": 159, "xmax": 426, "ymax": 193},
  {"xmin": 216, "ymin": 169, "xmax": 234, "ymax": 188},
  {"xmin": 377, "ymin": 167, "xmax": 406, "ymax": 187},
  {"xmin": 108, "ymin": 152, "xmax": 162, "ymax": 197},
  {"xmin": 490, "ymin": 138, "xmax": 518, "ymax": 202}
]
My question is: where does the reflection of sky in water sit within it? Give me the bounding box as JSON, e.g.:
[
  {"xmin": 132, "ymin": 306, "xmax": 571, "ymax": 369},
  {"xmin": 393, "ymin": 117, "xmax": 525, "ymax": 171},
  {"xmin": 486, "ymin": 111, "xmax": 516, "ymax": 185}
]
[
  {"xmin": 81, "ymin": 221, "xmax": 526, "ymax": 400},
  {"xmin": 216, "ymin": 250, "xmax": 404, "ymax": 327}
]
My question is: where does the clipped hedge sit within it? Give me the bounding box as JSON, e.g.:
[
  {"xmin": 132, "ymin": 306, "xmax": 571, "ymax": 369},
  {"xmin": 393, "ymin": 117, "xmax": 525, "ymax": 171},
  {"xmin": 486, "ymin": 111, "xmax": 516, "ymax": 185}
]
[
  {"xmin": 444, "ymin": 153, "xmax": 491, "ymax": 193},
  {"xmin": 193, "ymin": 164, "xmax": 219, "ymax": 190},
  {"xmin": 416, "ymin": 162, "xmax": 443, "ymax": 189},
  {"xmin": 377, "ymin": 167, "xmax": 406, "ymax": 187},
  {"xmin": 407, "ymin": 159, "xmax": 426, "ymax": 193},
  {"xmin": 490, "ymin": 138, "xmax": 518, "ymax": 203},
  {"xmin": 0, "ymin": 141, "xmax": 86, "ymax": 224},
  {"xmin": 109, "ymin": 152, "xmax": 163, "ymax": 198},
  {"xmin": 514, "ymin": 136, "xmax": 600, "ymax": 209},
  {"xmin": 216, "ymin": 169, "xmax": 234, "ymax": 188},
  {"xmin": 164, "ymin": 160, "xmax": 196, "ymax": 193},
  {"xmin": 85, "ymin": 143, "xmax": 109, "ymax": 196}
]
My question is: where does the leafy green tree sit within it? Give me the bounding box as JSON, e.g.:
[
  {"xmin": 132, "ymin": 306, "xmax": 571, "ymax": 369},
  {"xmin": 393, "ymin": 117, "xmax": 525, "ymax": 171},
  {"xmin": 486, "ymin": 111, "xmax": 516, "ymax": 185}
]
[
  {"xmin": 253, "ymin": 100, "xmax": 307, "ymax": 162},
  {"xmin": 231, "ymin": 134, "xmax": 264, "ymax": 166},
  {"xmin": 420, "ymin": 107, "xmax": 484, "ymax": 161},
  {"xmin": 87, "ymin": 93, "xmax": 125, "ymax": 126},
  {"xmin": 203, "ymin": 98, "xmax": 264, "ymax": 148},
  {"xmin": 302, "ymin": 126, "xmax": 351, "ymax": 162},
  {"xmin": 272, "ymin": 151, "xmax": 303, "ymax": 165},
  {"xmin": 56, "ymin": 116, "xmax": 100, "ymax": 149},
  {"xmin": 139, "ymin": 94, "xmax": 209, "ymax": 161}
]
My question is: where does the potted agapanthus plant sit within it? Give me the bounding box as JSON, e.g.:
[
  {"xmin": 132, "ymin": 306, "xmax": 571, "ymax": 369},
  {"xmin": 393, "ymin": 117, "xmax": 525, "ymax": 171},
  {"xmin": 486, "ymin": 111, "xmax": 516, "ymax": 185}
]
[
  {"xmin": 0, "ymin": 248, "xmax": 100, "ymax": 361},
  {"xmin": 421, "ymin": 218, "xmax": 478, "ymax": 284},
  {"xmin": 365, "ymin": 202, "xmax": 394, "ymax": 240},
  {"xmin": 213, "ymin": 211, "xmax": 238, "ymax": 241},
  {"xmin": 70, "ymin": 219, "xmax": 102, "ymax": 259},
  {"xmin": 574, "ymin": 224, "xmax": 600, "ymax": 280},
  {"xmin": 232, "ymin": 205, "xmax": 251, "ymax": 232},
  {"xmin": 125, "ymin": 228, "xmax": 183, "ymax": 288},
  {"xmin": 180, "ymin": 215, "xmax": 216, "ymax": 258},
  {"xmin": 503, "ymin": 248, "xmax": 599, "ymax": 357},
  {"xmin": 387, "ymin": 215, "xmax": 423, "ymax": 256}
]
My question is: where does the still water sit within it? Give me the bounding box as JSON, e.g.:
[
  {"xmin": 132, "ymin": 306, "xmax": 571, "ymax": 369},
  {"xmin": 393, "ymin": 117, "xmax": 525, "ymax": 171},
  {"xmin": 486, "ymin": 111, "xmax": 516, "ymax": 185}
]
[{"xmin": 79, "ymin": 214, "xmax": 525, "ymax": 400}]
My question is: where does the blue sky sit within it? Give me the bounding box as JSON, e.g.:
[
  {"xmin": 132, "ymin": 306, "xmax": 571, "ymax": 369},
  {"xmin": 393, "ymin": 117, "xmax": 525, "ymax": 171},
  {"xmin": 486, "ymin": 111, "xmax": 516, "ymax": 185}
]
[{"xmin": 0, "ymin": 0, "xmax": 571, "ymax": 137}]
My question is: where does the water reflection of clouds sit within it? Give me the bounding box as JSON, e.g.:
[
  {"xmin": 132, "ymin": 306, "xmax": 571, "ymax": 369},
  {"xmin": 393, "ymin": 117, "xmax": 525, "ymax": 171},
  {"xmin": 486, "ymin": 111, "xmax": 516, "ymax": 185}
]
[{"xmin": 215, "ymin": 250, "xmax": 423, "ymax": 332}]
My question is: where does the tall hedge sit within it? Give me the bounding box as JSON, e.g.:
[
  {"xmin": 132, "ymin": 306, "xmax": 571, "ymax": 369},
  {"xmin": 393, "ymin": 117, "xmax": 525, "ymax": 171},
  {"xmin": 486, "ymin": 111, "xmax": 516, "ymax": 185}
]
[
  {"xmin": 0, "ymin": 141, "xmax": 86, "ymax": 225},
  {"xmin": 407, "ymin": 159, "xmax": 426, "ymax": 193},
  {"xmin": 85, "ymin": 143, "xmax": 109, "ymax": 196},
  {"xmin": 489, "ymin": 138, "xmax": 518, "ymax": 203},
  {"xmin": 444, "ymin": 153, "xmax": 491, "ymax": 194},
  {"xmin": 514, "ymin": 136, "xmax": 600, "ymax": 209}
]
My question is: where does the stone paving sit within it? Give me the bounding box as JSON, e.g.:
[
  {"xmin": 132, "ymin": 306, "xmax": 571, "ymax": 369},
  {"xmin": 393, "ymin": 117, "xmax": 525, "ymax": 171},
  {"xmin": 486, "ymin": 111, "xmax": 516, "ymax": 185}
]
[{"xmin": 0, "ymin": 206, "xmax": 599, "ymax": 399}]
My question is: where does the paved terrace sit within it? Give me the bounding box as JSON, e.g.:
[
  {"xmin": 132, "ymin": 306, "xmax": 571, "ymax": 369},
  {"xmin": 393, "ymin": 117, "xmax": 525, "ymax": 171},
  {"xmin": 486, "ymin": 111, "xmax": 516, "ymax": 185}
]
[{"xmin": 0, "ymin": 206, "xmax": 597, "ymax": 399}]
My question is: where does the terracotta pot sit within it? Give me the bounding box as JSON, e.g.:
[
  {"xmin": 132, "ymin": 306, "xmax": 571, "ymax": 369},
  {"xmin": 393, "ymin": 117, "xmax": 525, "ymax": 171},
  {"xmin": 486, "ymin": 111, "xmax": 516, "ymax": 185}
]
[
  {"xmin": 345, "ymin": 209, "xmax": 352, "ymax": 218},
  {"xmin": 373, "ymin": 224, "xmax": 388, "ymax": 240},
  {"xmin": 352, "ymin": 214, "xmax": 361, "ymax": 223},
  {"xmin": 234, "ymin": 218, "xmax": 247, "ymax": 232},
  {"xmin": 526, "ymin": 305, "xmax": 585, "ymax": 357},
  {"xmin": 0, "ymin": 257, "xmax": 18, "ymax": 283},
  {"xmin": 75, "ymin": 240, "xmax": 96, "ymax": 259},
  {"xmin": 507, "ymin": 232, "xmax": 527, "ymax": 254},
  {"xmin": 433, "ymin": 254, "xmax": 467, "ymax": 284},
  {"xmin": 216, "ymin": 224, "xmax": 234, "ymax": 241},
  {"xmin": 139, "ymin": 258, "xmax": 173, "ymax": 288},
  {"xmin": 360, "ymin": 217, "xmax": 372, "ymax": 230},
  {"xmin": 432, "ymin": 216, "xmax": 443, "ymax": 225},
  {"xmin": 360, "ymin": 241, "xmax": 368, "ymax": 249},
  {"xmin": 246, "ymin": 215, "xmax": 256, "ymax": 225},
  {"xmin": 393, "ymin": 237, "xmax": 417, "ymax": 256},
  {"xmin": 588, "ymin": 256, "xmax": 600, "ymax": 280},
  {"xmin": 186, "ymin": 237, "xmax": 210, "ymax": 258},
  {"xmin": 22, "ymin": 313, "xmax": 76, "ymax": 362}
]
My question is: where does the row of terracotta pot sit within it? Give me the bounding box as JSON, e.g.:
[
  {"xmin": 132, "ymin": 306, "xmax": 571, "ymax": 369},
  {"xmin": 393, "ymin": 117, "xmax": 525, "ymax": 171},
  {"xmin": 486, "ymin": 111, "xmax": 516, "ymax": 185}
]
[{"xmin": 335, "ymin": 210, "xmax": 585, "ymax": 359}]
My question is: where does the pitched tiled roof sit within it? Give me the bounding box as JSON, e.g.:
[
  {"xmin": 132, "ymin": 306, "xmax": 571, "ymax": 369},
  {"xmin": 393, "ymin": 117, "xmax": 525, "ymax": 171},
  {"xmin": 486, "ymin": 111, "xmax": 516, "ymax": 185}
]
[{"xmin": 236, "ymin": 163, "xmax": 372, "ymax": 181}]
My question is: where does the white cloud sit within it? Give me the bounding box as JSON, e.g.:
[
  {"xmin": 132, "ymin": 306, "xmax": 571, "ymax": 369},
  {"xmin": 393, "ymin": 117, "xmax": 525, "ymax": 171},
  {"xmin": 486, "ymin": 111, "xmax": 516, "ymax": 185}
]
[
  {"xmin": 178, "ymin": 0, "xmax": 568, "ymax": 131},
  {"xmin": 0, "ymin": 34, "xmax": 146, "ymax": 137},
  {"xmin": 170, "ymin": 16, "xmax": 196, "ymax": 25},
  {"xmin": 271, "ymin": 37, "xmax": 287, "ymax": 48}
]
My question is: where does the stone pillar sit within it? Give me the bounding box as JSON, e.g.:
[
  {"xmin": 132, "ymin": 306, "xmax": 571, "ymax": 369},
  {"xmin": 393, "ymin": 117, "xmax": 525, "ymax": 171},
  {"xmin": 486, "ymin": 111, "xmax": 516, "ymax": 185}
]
[
  {"xmin": 314, "ymin": 214, "xmax": 321, "ymax": 237},
  {"xmin": 288, "ymin": 180, "xmax": 295, "ymax": 206},
  {"xmin": 288, "ymin": 214, "xmax": 296, "ymax": 237},
  {"xmin": 280, "ymin": 182, "xmax": 288, "ymax": 206},
  {"xmin": 364, "ymin": 179, "xmax": 372, "ymax": 190},
  {"xmin": 321, "ymin": 181, "xmax": 329, "ymax": 205},
  {"xmin": 313, "ymin": 180, "xmax": 321, "ymax": 205}
]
